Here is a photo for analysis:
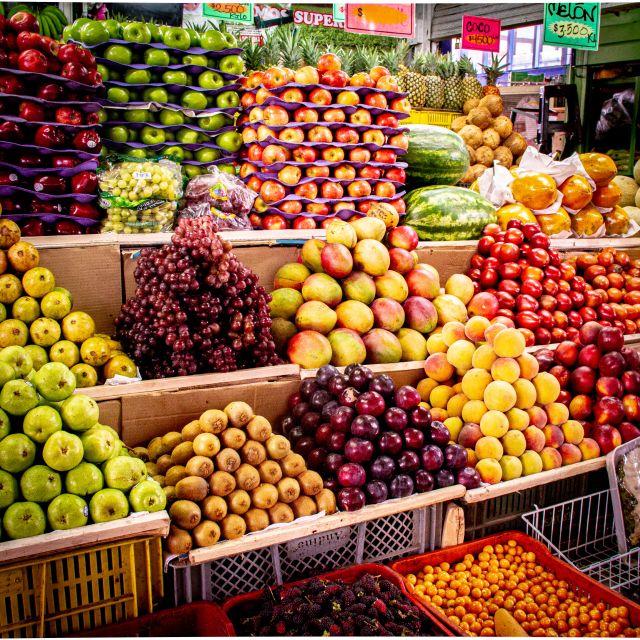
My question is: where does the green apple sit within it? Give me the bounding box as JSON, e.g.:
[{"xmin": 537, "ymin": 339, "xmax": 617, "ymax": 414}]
[
  {"xmin": 162, "ymin": 70, "xmax": 188, "ymax": 86},
  {"xmin": 159, "ymin": 110, "xmax": 184, "ymax": 126},
  {"xmin": 0, "ymin": 380, "xmax": 38, "ymax": 416},
  {"xmin": 103, "ymin": 19, "xmax": 121, "ymax": 38},
  {"xmin": 33, "ymin": 362, "xmax": 76, "ymax": 402},
  {"xmin": 196, "ymin": 132, "xmax": 210, "ymax": 143},
  {"xmin": 0, "ymin": 346, "xmax": 33, "ymax": 378},
  {"xmin": 128, "ymin": 148, "xmax": 147, "ymax": 159},
  {"xmin": 0, "ymin": 408, "xmax": 9, "ymax": 439},
  {"xmin": 80, "ymin": 427, "xmax": 119, "ymax": 464},
  {"xmin": 148, "ymin": 23, "xmax": 162, "ymax": 42},
  {"xmin": 219, "ymin": 54, "xmax": 245, "ymax": 76},
  {"xmin": 181, "ymin": 90, "xmax": 208, "ymax": 111},
  {"xmin": 61, "ymin": 24, "xmax": 74, "ymax": 43},
  {"xmin": 216, "ymin": 131, "xmax": 243, "ymax": 153},
  {"xmin": 185, "ymin": 27, "xmax": 200, "ymax": 46},
  {"xmin": 0, "ymin": 469, "xmax": 18, "ymax": 508},
  {"xmin": 169, "ymin": 55, "xmax": 180, "ymax": 65},
  {"xmin": 69, "ymin": 17, "xmax": 92, "ymax": 41},
  {"xmin": 79, "ymin": 21, "xmax": 109, "ymax": 46},
  {"xmin": 109, "ymin": 70, "xmax": 121, "ymax": 82},
  {"xmin": 60, "ymin": 394, "xmax": 99, "ymax": 432},
  {"xmin": 200, "ymin": 29, "xmax": 227, "ymax": 52},
  {"xmin": 144, "ymin": 48, "xmax": 170, "ymax": 66},
  {"xmin": 163, "ymin": 146, "xmax": 185, "ymax": 162},
  {"xmin": 218, "ymin": 163, "xmax": 236, "ymax": 175},
  {"xmin": 124, "ymin": 109, "xmax": 152, "ymax": 123},
  {"xmin": 90, "ymin": 488, "xmax": 129, "ymax": 523},
  {"xmin": 194, "ymin": 148, "xmax": 221, "ymax": 162},
  {"xmin": 224, "ymin": 32, "xmax": 238, "ymax": 47},
  {"xmin": 176, "ymin": 128, "xmax": 199, "ymax": 144},
  {"xmin": 128, "ymin": 129, "xmax": 138, "ymax": 142},
  {"xmin": 183, "ymin": 53, "xmax": 208, "ymax": 66},
  {"xmin": 124, "ymin": 69, "xmax": 151, "ymax": 85},
  {"xmin": 183, "ymin": 165, "xmax": 203, "ymax": 179},
  {"xmin": 164, "ymin": 131, "xmax": 175, "ymax": 142},
  {"xmin": 3, "ymin": 502, "xmax": 46, "ymax": 539},
  {"xmin": 104, "ymin": 456, "xmax": 146, "ymax": 492},
  {"xmin": 0, "ymin": 433, "xmax": 36, "ymax": 472},
  {"xmin": 140, "ymin": 126, "xmax": 166, "ymax": 145},
  {"xmin": 94, "ymin": 108, "xmax": 108, "ymax": 124},
  {"xmin": 144, "ymin": 87, "xmax": 169, "ymax": 103},
  {"xmin": 40, "ymin": 291, "xmax": 72, "ymax": 320},
  {"xmin": 22, "ymin": 405, "xmax": 62, "ymax": 443},
  {"xmin": 65, "ymin": 462, "xmax": 103, "ymax": 496},
  {"xmin": 198, "ymin": 113, "xmax": 232, "ymax": 131},
  {"xmin": 215, "ymin": 90, "xmax": 240, "ymax": 109},
  {"xmin": 182, "ymin": 150, "xmax": 193, "ymax": 160},
  {"xmin": 107, "ymin": 87, "xmax": 130, "ymax": 104},
  {"xmin": 12, "ymin": 296, "xmax": 40, "ymax": 325},
  {"xmin": 107, "ymin": 126, "xmax": 129, "ymax": 143},
  {"xmin": 122, "ymin": 22, "xmax": 151, "ymax": 44},
  {"xmin": 104, "ymin": 44, "xmax": 133, "ymax": 65},
  {"xmin": 20, "ymin": 465, "xmax": 62, "ymax": 503},
  {"xmin": 129, "ymin": 479, "xmax": 167, "ymax": 513},
  {"xmin": 95, "ymin": 64, "xmax": 109, "ymax": 82},
  {"xmin": 163, "ymin": 26, "xmax": 191, "ymax": 50},
  {"xmin": 47, "ymin": 493, "xmax": 89, "ymax": 530},
  {"xmin": 50, "ymin": 341, "xmax": 79, "ymax": 368},
  {"xmin": 198, "ymin": 70, "xmax": 224, "ymax": 90}
]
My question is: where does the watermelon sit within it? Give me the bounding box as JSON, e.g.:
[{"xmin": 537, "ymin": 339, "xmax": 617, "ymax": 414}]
[
  {"xmin": 404, "ymin": 186, "xmax": 497, "ymax": 241},
  {"xmin": 404, "ymin": 124, "xmax": 470, "ymax": 188}
]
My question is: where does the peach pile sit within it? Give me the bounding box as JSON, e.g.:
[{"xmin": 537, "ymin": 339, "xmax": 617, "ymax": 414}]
[
  {"xmin": 418, "ymin": 315, "xmax": 599, "ymax": 484},
  {"xmin": 402, "ymin": 540, "xmax": 639, "ymax": 637}
]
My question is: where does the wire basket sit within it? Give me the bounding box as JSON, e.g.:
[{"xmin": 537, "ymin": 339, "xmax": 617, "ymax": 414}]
[{"xmin": 522, "ymin": 489, "xmax": 640, "ymax": 593}]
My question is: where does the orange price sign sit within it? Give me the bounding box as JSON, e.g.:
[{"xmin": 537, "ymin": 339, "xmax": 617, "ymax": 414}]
[{"xmin": 345, "ymin": 4, "xmax": 415, "ymax": 38}]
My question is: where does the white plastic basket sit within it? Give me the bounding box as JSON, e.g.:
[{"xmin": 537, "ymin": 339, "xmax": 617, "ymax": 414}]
[{"xmin": 522, "ymin": 490, "xmax": 640, "ymax": 593}]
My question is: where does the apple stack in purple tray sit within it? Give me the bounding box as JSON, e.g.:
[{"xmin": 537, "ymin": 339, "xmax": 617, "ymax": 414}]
[
  {"xmin": 0, "ymin": 13, "xmax": 103, "ymax": 236},
  {"xmin": 238, "ymin": 52, "xmax": 410, "ymax": 230},
  {"xmin": 69, "ymin": 19, "xmax": 243, "ymax": 189}
]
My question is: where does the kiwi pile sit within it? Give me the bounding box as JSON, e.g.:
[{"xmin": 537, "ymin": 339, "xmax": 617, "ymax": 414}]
[{"xmin": 133, "ymin": 401, "xmax": 337, "ymax": 554}]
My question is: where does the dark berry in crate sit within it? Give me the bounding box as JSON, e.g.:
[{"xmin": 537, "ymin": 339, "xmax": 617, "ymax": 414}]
[
  {"xmin": 327, "ymin": 372, "xmax": 348, "ymax": 396},
  {"xmin": 457, "ymin": 466, "xmax": 481, "ymax": 489},
  {"xmin": 365, "ymin": 480, "xmax": 388, "ymax": 504},
  {"xmin": 321, "ymin": 400, "xmax": 339, "ymax": 421},
  {"xmin": 294, "ymin": 436, "xmax": 315, "ymax": 457},
  {"xmin": 306, "ymin": 447, "xmax": 326, "ymax": 471},
  {"xmin": 300, "ymin": 411, "xmax": 321, "ymax": 435},
  {"xmin": 429, "ymin": 421, "xmax": 451, "ymax": 446},
  {"xmin": 370, "ymin": 456, "xmax": 395, "ymax": 481},
  {"xmin": 328, "ymin": 431, "xmax": 346, "ymax": 452},
  {"xmin": 384, "ymin": 407, "xmax": 408, "ymax": 432},
  {"xmin": 390, "ymin": 474, "xmax": 414, "ymax": 499},
  {"xmin": 338, "ymin": 486, "xmax": 366, "ymax": 511},
  {"xmin": 310, "ymin": 388, "xmax": 332, "ymax": 411},
  {"xmin": 344, "ymin": 437, "xmax": 374, "ymax": 463},
  {"xmin": 444, "ymin": 444, "xmax": 468, "ymax": 470},
  {"xmin": 348, "ymin": 365, "xmax": 373, "ymax": 390},
  {"xmin": 436, "ymin": 468, "xmax": 456, "ymax": 488},
  {"xmin": 397, "ymin": 450, "xmax": 420, "ymax": 474},
  {"xmin": 316, "ymin": 364, "xmax": 339, "ymax": 387},
  {"xmin": 280, "ymin": 415, "xmax": 295, "ymax": 436},
  {"xmin": 291, "ymin": 401, "xmax": 309, "ymax": 421},
  {"xmin": 394, "ymin": 385, "xmax": 421, "ymax": 410},
  {"xmin": 403, "ymin": 427, "xmax": 424, "ymax": 450},
  {"xmin": 299, "ymin": 378, "xmax": 318, "ymax": 400},
  {"xmin": 420, "ymin": 444, "xmax": 444, "ymax": 471},
  {"xmin": 369, "ymin": 374, "xmax": 395, "ymax": 398},
  {"xmin": 415, "ymin": 469, "xmax": 435, "ymax": 493},
  {"xmin": 337, "ymin": 462, "xmax": 366, "ymax": 488},
  {"xmin": 378, "ymin": 431, "xmax": 403, "ymax": 456},
  {"xmin": 325, "ymin": 452, "xmax": 345, "ymax": 474},
  {"xmin": 410, "ymin": 405, "xmax": 432, "ymax": 430},
  {"xmin": 339, "ymin": 386, "xmax": 359, "ymax": 408},
  {"xmin": 330, "ymin": 406, "xmax": 354, "ymax": 433},
  {"xmin": 350, "ymin": 414, "xmax": 380, "ymax": 439},
  {"xmin": 315, "ymin": 423, "xmax": 332, "ymax": 447},
  {"xmin": 355, "ymin": 390, "xmax": 386, "ymax": 417}
]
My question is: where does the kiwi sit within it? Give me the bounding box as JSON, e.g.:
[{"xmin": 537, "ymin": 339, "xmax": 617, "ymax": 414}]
[
  {"xmin": 169, "ymin": 499, "xmax": 201, "ymax": 530},
  {"xmin": 199, "ymin": 409, "xmax": 228, "ymax": 434},
  {"xmin": 152, "ymin": 474, "xmax": 165, "ymax": 487},
  {"xmin": 245, "ymin": 415, "xmax": 272, "ymax": 442},
  {"xmin": 220, "ymin": 427, "xmax": 246, "ymax": 450},
  {"xmin": 279, "ymin": 452, "xmax": 305, "ymax": 478},
  {"xmin": 220, "ymin": 514, "xmax": 247, "ymax": 540},
  {"xmin": 243, "ymin": 508, "xmax": 270, "ymax": 533},
  {"xmin": 165, "ymin": 465, "xmax": 188, "ymax": 486},
  {"xmin": 209, "ymin": 470, "xmax": 236, "ymax": 496},
  {"xmin": 277, "ymin": 477, "xmax": 300, "ymax": 504},
  {"xmin": 161, "ymin": 431, "xmax": 183, "ymax": 451},
  {"xmin": 291, "ymin": 495, "xmax": 317, "ymax": 518},
  {"xmin": 234, "ymin": 463, "xmax": 260, "ymax": 491},
  {"xmin": 266, "ymin": 435, "xmax": 291, "ymax": 460},
  {"xmin": 269, "ymin": 502, "xmax": 294, "ymax": 524},
  {"xmin": 185, "ymin": 455, "xmax": 214, "ymax": 478},
  {"xmin": 201, "ymin": 495, "xmax": 227, "ymax": 522},
  {"xmin": 215, "ymin": 448, "xmax": 241, "ymax": 473},
  {"xmin": 156, "ymin": 454, "xmax": 173, "ymax": 475},
  {"xmin": 258, "ymin": 460, "xmax": 282, "ymax": 484},
  {"xmin": 163, "ymin": 485, "xmax": 177, "ymax": 503},
  {"xmin": 145, "ymin": 461, "xmax": 159, "ymax": 476},
  {"xmin": 193, "ymin": 520, "xmax": 221, "ymax": 547},
  {"xmin": 315, "ymin": 489, "xmax": 337, "ymax": 515},
  {"xmin": 227, "ymin": 489, "xmax": 251, "ymax": 515},
  {"xmin": 193, "ymin": 432, "xmax": 220, "ymax": 457},
  {"xmin": 181, "ymin": 420, "xmax": 204, "ymax": 441},
  {"xmin": 241, "ymin": 440, "xmax": 266, "ymax": 466},
  {"xmin": 166, "ymin": 525, "xmax": 193, "ymax": 554},
  {"xmin": 133, "ymin": 446, "xmax": 149, "ymax": 462},
  {"xmin": 147, "ymin": 437, "xmax": 164, "ymax": 462},
  {"xmin": 175, "ymin": 476, "xmax": 209, "ymax": 502},
  {"xmin": 297, "ymin": 470, "xmax": 323, "ymax": 496},
  {"xmin": 224, "ymin": 401, "xmax": 254, "ymax": 428},
  {"xmin": 250, "ymin": 483, "xmax": 278, "ymax": 509},
  {"xmin": 171, "ymin": 441, "xmax": 195, "ymax": 466}
]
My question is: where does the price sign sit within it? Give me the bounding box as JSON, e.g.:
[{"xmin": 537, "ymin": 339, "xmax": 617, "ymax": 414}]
[
  {"xmin": 461, "ymin": 15, "xmax": 501, "ymax": 52},
  {"xmin": 345, "ymin": 4, "xmax": 415, "ymax": 38},
  {"xmin": 543, "ymin": 3, "xmax": 600, "ymax": 51},
  {"xmin": 203, "ymin": 3, "xmax": 254, "ymax": 24}
]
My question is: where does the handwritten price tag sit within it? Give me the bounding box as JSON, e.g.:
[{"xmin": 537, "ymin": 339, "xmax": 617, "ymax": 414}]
[{"xmin": 543, "ymin": 3, "xmax": 600, "ymax": 51}]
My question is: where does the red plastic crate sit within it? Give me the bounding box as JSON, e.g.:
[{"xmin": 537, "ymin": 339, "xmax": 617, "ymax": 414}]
[
  {"xmin": 390, "ymin": 531, "xmax": 640, "ymax": 637},
  {"xmin": 70, "ymin": 601, "xmax": 235, "ymax": 637},
  {"xmin": 223, "ymin": 562, "xmax": 452, "ymax": 636}
]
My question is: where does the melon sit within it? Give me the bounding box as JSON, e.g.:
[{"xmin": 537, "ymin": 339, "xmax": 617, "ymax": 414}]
[
  {"xmin": 634, "ymin": 158, "xmax": 640, "ymax": 183},
  {"xmin": 612, "ymin": 175, "xmax": 639, "ymax": 207}
]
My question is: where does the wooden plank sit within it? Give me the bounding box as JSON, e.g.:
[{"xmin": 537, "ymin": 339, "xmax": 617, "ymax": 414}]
[
  {"xmin": 463, "ymin": 457, "xmax": 606, "ymax": 504},
  {"xmin": 0, "ymin": 513, "xmax": 169, "ymax": 564},
  {"xmin": 178, "ymin": 485, "xmax": 465, "ymax": 566}
]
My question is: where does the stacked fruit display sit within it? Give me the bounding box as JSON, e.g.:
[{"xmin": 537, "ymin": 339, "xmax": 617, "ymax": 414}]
[
  {"xmin": 133, "ymin": 401, "xmax": 335, "ymax": 552},
  {"xmin": 0, "ymin": 354, "xmax": 164, "ymax": 541},
  {"xmin": 535, "ymin": 322, "xmax": 640, "ymax": 453},
  {"xmin": 2, "ymin": 4, "xmax": 69, "ymax": 41},
  {"xmin": 420, "ymin": 318, "xmax": 601, "ymax": 485},
  {"xmin": 466, "ymin": 220, "xmax": 590, "ymax": 346},
  {"xmin": 0, "ymin": 219, "xmax": 137, "ymax": 387},
  {"xmin": 0, "ymin": 13, "xmax": 102, "ymax": 235},
  {"xmin": 282, "ymin": 364, "xmax": 479, "ymax": 512},
  {"xmin": 68, "ymin": 18, "xmax": 243, "ymax": 183},
  {"xmin": 239, "ymin": 53, "xmax": 410, "ymax": 230},
  {"xmin": 270, "ymin": 216, "xmax": 476, "ymax": 368},
  {"xmin": 115, "ymin": 216, "xmax": 281, "ymax": 378}
]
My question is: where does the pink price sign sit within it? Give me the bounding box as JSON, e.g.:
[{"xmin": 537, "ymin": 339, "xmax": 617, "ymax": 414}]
[
  {"xmin": 461, "ymin": 15, "xmax": 501, "ymax": 52},
  {"xmin": 345, "ymin": 4, "xmax": 415, "ymax": 38}
]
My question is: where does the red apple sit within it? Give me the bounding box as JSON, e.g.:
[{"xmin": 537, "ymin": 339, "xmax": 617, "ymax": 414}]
[
  {"xmin": 61, "ymin": 62, "xmax": 88, "ymax": 83},
  {"xmin": 21, "ymin": 220, "xmax": 45, "ymax": 236},
  {"xmin": 321, "ymin": 70, "xmax": 349, "ymax": 88},
  {"xmin": 281, "ymin": 87, "xmax": 305, "ymax": 103},
  {"xmin": 260, "ymin": 180, "xmax": 286, "ymax": 204},
  {"xmin": 294, "ymin": 107, "xmax": 319, "ymax": 123},
  {"xmin": 309, "ymin": 88, "xmax": 332, "ymax": 106},
  {"xmin": 334, "ymin": 165, "xmax": 356, "ymax": 180},
  {"xmin": 54, "ymin": 221, "xmax": 83, "ymax": 235},
  {"xmin": 592, "ymin": 424, "xmax": 622, "ymax": 454},
  {"xmin": 263, "ymin": 66, "xmax": 287, "ymax": 89},
  {"xmin": 324, "ymin": 108, "xmax": 345, "ymax": 123},
  {"xmin": 18, "ymin": 48, "xmax": 48, "ymax": 73},
  {"xmin": 68, "ymin": 202, "xmax": 100, "ymax": 219},
  {"xmin": 365, "ymin": 93, "xmax": 388, "ymax": 109},
  {"xmin": 359, "ymin": 166, "xmax": 382, "ymax": 180},
  {"xmin": 619, "ymin": 421, "xmax": 640, "ymax": 443},
  {"xmin": 72, "ymin": 130, "xmax": 101, "ymax": 152},
  {"xmin": 335, "ymin": 127, "xmax": 359, "ymax": 144},
  {"xmin": 33, "ymin": 175, "xmax": 66, "ymax": 194},
  {"xmin": 55, "ymin": 107, "xmax": 82, "ymax": 125},
  {"xmin": 306, "ymin": 166, "xmax": 330, "ymax": 178},
  {"xmin": 317, "ymin": 53, "xmax": 341, "ymax": 74},
  {"xmin": 308, "ymin": 125, "xmax": 333, "ymax": 143},
  {"xmin": 70, "ymin": 171, "xmax": 98, "ymax": 194},
  {"xmin": 0, "ymin": 121, "xmax": 24, "ymax": 142},
  {"xmin": 9, "ymin": 11, "xmax": 40, "ymax": 33},
  {"xmin": 349, "ymin": 72, "xmax": 374, "ymax": 87},
  {"xmin": 594, "ymin": 396, "xmax": 625, "ymax": 425},
  {"xmin": 350, "ymin": 109, "xmax": 372, "ymax": 126},
  {"xmin": 321, "ymin": 182, "xmax": 344, "ymax": 199}
]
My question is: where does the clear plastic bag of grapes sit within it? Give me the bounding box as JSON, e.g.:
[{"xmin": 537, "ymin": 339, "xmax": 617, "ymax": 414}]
[{"xmin": 101, "ymin": 200, "xmax": 178, "ymax": 234}]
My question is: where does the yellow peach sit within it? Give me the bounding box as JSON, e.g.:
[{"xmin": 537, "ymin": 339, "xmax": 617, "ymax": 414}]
[
  {"xmin": 480, "ymin": 410, "xmax": 510, "ymax": 438},
  {"xmin": 461, "ymin": 368, "xmax": 493, "ymax": 401},
  {"xmin": 520, "ymin": 450, "xmax": 543, "ymax": 476},
  {"xmin": 526, "ymin": 405, "xmax": 548, "ymax": 429},
  {"xmin": 446, "ymin": 392, "xmax": 469, "ymax": 418},
  {"xmin": 561, "ymin": 420, "xmax": 584, "ymax": 445},
  {"xmin": 461, "ymin": 399, "xmax": 488, "ymax": 424},
  {"xmin": 484, "ymin": 323, "xmax": 507, "ymax": 346},
  {"xmin": 545, "ymin": 402, "xmax": 569, "ymax": 426},
  {"xmin": 444, "ymin": 416, "xmax": 463, "ymax": 442},
  {"xmin": 578, "ymin": 437, "xmax": 600, "ymax": 460},
  {"xmin": 523, "ymin": 426, "xmax": 546, "ymax": 453},
  {"xmin": 493, "ymin": 327, "xmax": 526, "ymax": 358},
  {"xmin": 430, "ymin": 407, "xmax": 448, "ymax": 422},
  {"xmin": 542, "ymin": 424, "xmax": 565, "ymax": 448},
  {"xmin": 501, "ymin": 430, "xmax": 527, "ymax": 457},
  {"xmin": 416, "ymin": 378, "xmax": 439, "ymax": 402},
  {"xmin": 466, "ymin": 448, "xmax": 478, "ymax": 467},
  {"xmin": 476, "ymin": 458, "xmax": 503, "ymax": 484},
  {"xmin": 465, "ymin": 315, "xmax": 491, "ymax": 343},
  {"xmin": 499, "ymin": 455, "xmax": 523, "ymax": 481},
  {"xmin": 471, "ymin": 344, "xmax": 497, "ymax": 370},
  {"xmin": 513, "ymin": 378, "xmax": 537, "ymax": 410},
  {"xmin": 559, "ymin": 443, "xmax": 582, "ymax": 465},
  {"xmin": 506, "ymin": 408, "xmax": 530, "ymax": 431},
  {"xmin": 540, "ymin": 446, "xmax": 563, "ymax": 471},
  {"xmin": 426, "ymin": 333, "xmax": 448, "ymax": 355},
  {"xmin": 475, "ymin": 435, "xmax": 504, "ymax": 460},
  {"xmin": 424, "ymin": 352, "xmax": 455, "ymax": 382},
  {"xmin": 446, "ymin": 339, "xmax": 476, "ymax": 372},
  {"xmin": 430, "ymin": 384, "xmax": 455, "ymax": 409},
  {"xmin": 532, "ymin": 372, "xmax": 561, "ymax": 405},
  {"xmin": 441, "ymin": 321, "xmax": 467, "ymax": 347},
  {"xmin": 484, "ymin": 380, "xmax": 517, "ymax": 412},
  {"xmin": 490, "ymin": 357, "xmax": 520, "ymax": 384},
  {"xmin": 516, "ymin": 352, "xmax": 539, "ymax": 380},
  {"xmin": 452, "ymin": 382, "xmax": 463, "ymax": 394}
]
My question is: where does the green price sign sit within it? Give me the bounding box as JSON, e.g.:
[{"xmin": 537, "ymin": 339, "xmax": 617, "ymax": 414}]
[
  {"xmin": 543, "ymin": 3, "xmax": 600, "ymax": 51},
  {"xmin": 203, "ymin": 3, "xmax": 254, "ymax": 24}
]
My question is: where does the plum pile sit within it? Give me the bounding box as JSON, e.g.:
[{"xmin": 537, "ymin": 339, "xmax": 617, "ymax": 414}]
[
  {"xmin": 231, "ymin": 572, "xmax": 434, "ymax": 636},
  {"xmin": 115, "ymin": 216, "xmax": 281, "ymax": 378},
  {"xmin": 283, "ymin": 364, "xmax": 477, "ymax": 511}
]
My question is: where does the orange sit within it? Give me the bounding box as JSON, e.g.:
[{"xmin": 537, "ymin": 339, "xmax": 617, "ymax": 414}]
[
  {"xmin": 512, "ymin": 172, "xmax": 558, "ymax": 210},
  {"xmin": 579, "ymin": 152, "xmax": 617, "ymax": 186},
  {"xmin": 558, "ymin": 174, "xmax": 592, "ymax": 210}
]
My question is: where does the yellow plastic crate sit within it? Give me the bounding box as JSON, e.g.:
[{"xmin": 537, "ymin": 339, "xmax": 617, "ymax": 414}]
[
  {"xmin": 404, "ymin": 109, "xmax": 462, "ymax": 128},
  {"xmin": 0, "ymin": 535, "xmax": 163, "ymax": 638}
]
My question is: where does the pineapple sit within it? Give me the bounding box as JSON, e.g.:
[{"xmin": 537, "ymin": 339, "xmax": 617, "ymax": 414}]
[
  {"xmin": 261, "ymin": 33, "xmax": 280, "ymax": 69},
  {"xmin": 480, "ymin": 54, "xmax": 508, "ymax": 95},
  {"xmin": 458, "ymin": 55, "xmax": 483, "ymax": 102},
  {"xmin": 277, "ymin": 26, "xmax": 301, "ymax": 70},
  {"xmin": 353, "ymin": 45, "xmax": 378, "ymax": 74},
  {"xmin": 241, "ymin": 39, "xmax": 263, "ymax": 73},
  {"xmin": 335, "ymin": 47, "xmax": 357, "ymax": 76},
  {"xmin": 421, "ymin": 52, "xmax": 444, "ymax": 109},
  {"xmin": 439, "ymin": 53, "xmax": 463, "ymax": 111},
  {"xmin": 381, "ymin": 46, "xmax": 401, "ymax": 75},
  {"xmin": 299, "ymin": 33, "xmax": 320, "ymax": 67},
  {"xmin": 398, "ymin": 52, "xmax": 428, "ymax": 109}
]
